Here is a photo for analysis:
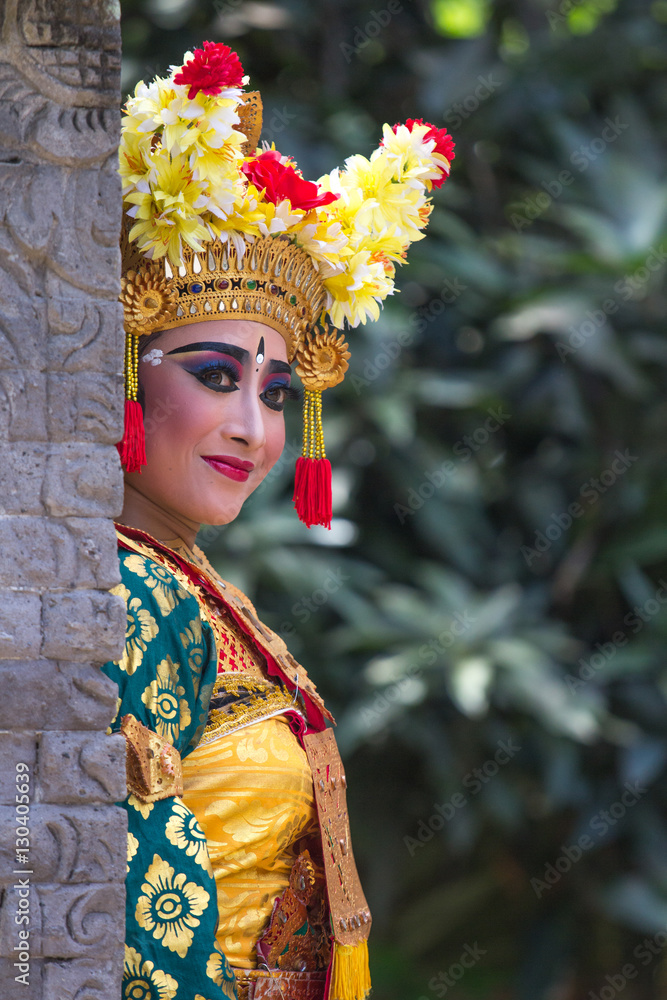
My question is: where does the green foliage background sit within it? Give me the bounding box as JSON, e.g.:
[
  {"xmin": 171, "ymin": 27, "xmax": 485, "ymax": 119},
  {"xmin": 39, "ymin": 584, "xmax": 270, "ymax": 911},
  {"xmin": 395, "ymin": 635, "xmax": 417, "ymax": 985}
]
[{"xmin": 121, "ymin": 1, "xmax": 667, "ymax": 996}]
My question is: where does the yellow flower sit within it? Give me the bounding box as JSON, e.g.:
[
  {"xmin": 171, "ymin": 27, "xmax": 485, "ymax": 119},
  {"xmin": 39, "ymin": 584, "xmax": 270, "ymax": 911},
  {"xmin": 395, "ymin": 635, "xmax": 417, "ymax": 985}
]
[
  {"xmin": 127, "ymin": 832, "xmax": 139, "ymax": 872},
  {"xmin": 377, "ymin": 121, "xmax": 451, "ymax": 189},
  {"xmin": 124, "ymin": 151, "xmax": 212, "ymax": 263},
  {"xmin": 111, "ymin": 584, "xmax": 159, "ymax": 675},
  {"xmin": 340, "ymin": 152, "xmax": 427, "ymax": 243},
  {"xmin": 165, "ymin": 800, "xmax": 212, "ymax": 874},
  {"xmin": 123, "ymin": 944, "xmax": 178, "ymax": 1000},
  {"xmin": 124, "ymin": 555, "xmax": 186, "ymax": 617},
  {"xmin": 324, "ymin": 250, "xmax": 394, "ymax": 327},
  {"xmin": 141, "ymin": 656, "xmax": 192, "ymax": 744},
  {"xmin": 135, "ymin": 854, "xmax": 210, "ymax": 958}
]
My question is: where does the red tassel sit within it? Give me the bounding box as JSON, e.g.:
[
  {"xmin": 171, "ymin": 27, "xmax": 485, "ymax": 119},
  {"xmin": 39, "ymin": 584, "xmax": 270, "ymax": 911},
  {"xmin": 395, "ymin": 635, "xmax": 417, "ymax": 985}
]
[
  {"xmin": 117, "ymin": 398, "xmax": 146, "ymax": 473},
  {"xmin": 293, "ymin": 456, "xmax": 332, "ymax": 529}
]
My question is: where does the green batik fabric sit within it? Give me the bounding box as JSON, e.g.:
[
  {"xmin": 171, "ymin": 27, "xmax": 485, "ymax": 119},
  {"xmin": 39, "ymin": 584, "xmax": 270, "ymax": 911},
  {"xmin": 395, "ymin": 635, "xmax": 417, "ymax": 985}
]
[{"xmin": 101, "ymin": 548, "xmax": 238, "ymax": 1000}]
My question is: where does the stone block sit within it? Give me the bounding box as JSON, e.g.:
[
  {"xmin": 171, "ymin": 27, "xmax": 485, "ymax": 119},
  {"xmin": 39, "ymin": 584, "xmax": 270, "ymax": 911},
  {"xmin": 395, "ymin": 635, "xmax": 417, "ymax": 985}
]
[
  {"xmin": 46, "ymin": 273, "xmax": 123, "ymax": 372},
  {"xmin": 42, "ymin": 955, "xmax": 123, "ymax": 1000},
  {"xmin": 43, "ymin": 443, "xmax": 123, "ymax": 518},
  {"xmin": 0, "ymin": 516, "xmax": 119, "ymax": 590},
  {"xmin": 0, "ymin": 592, "xmax": 42, "ymax": 659},
  {"xmin": 0, "ymin": 804, "xmax": 127, "ymax": 884},
  {"xmin": 0, "ymin": 660, "xmax": 120, "ymax": 731},
  {"xmin": 0, "ymin": 444, "xmax": 47, "ymax": 515},
  {"xmin": 47, "ymin": 371, "xmax": 124, "ymax": 444},
  {"xmin": 0, "ymin": 732, "xmax": 37, "ymax": 805},
  {"xmin": 0, "ymin": 371, "xmax": 47, "ymax": 441},
  {"xmin": 0, "ymin": 958, "xmax": 42, "ymax": 999},
  {"xmin": 39, "ymin": 883, "xmax": 125, "ymax": 959},
  {"xmin": 0, "ymin": 212, "xmax": 47, "ymax": 370},
  {"xmin": 37, "ymin": 731, "xmax": 126, "ymax": 804},
  {"xmin": 0, "ymin": 879, "xmax": 42, "ymax": 959},
  {"xmin": 41, "ymin": 590, "xmax": 125, "ymax": 661}
]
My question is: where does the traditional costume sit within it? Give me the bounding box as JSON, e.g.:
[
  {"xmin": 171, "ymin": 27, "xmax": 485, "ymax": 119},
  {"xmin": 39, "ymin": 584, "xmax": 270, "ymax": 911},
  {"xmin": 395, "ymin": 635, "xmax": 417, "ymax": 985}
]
[{"xmin": 103, "ymin": 40, "xmax": 454, "ymax": 1000}]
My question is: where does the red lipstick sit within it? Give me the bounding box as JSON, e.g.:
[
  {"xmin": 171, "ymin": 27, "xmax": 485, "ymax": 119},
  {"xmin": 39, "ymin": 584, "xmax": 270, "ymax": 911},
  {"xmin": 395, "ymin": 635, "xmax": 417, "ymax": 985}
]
[{"xmin": 202, "ymin": 455, "xmax": 254, "ymax": 482}]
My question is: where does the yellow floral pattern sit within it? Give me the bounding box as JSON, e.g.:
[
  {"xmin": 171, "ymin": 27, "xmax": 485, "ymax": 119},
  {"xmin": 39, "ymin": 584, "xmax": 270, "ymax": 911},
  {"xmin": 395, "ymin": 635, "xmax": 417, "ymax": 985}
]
[
  {"xmin": 181, "ymin": 716, "xmax": 320, "ymax": 968},
  {"xmin": 123, "ymin": 945, "xmax": 179, "ymax": 999},
  {"xmin": 135, "ymin": 853, "xmax": 210, "ymax": 958},
  {"xmin": 111, "ymin": 583, "xmax": 159, "ymax": 675},
  {"xmin": 127, "ymin": 831, "xmax": 139, "ymax": 871},
  {"xmin": 103, "ymin": 534, "xmax": 238, "ymax": 1000},
  {"xmin": 165, "ymin": 799, "xmax": 212, "ymax": 874},
  {"xmin": 125, "ymin": 554, "xmax": 188, "ymax": 617},
  {"xmin": 205, "ymin": 950, "xmax": 237, "ymax": 1000},
  {"xmin": 180, "ymin": 618, "xmax": 206, "ymax": 676},
  {"xmin": 141, "ymin": 656, "xmax": 192, "ymax": 744},
  {"xmin": 128, "ymin": 794, "xmax": 154, "ymax": 820}
]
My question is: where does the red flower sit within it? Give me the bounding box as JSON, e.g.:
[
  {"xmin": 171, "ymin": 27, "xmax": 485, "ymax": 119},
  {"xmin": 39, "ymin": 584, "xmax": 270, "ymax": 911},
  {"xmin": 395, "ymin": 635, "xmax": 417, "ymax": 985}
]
[
  {"xmin": 392, "ymin": 119, "xmax": 456, "ymax": 188},
  {"xmin": 173, "ymin": 41, "xmax": 244, "ymax": 100},
  {"xmin": 242, "ymin": 150, "xmax": 339, "ymax": 212}
]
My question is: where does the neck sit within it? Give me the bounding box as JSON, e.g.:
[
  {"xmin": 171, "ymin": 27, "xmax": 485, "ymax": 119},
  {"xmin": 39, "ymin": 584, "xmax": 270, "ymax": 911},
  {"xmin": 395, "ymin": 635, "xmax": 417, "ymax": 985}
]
[{"xmin": 118, "ymin": 481, "xmax": 201, "ymax": 550}]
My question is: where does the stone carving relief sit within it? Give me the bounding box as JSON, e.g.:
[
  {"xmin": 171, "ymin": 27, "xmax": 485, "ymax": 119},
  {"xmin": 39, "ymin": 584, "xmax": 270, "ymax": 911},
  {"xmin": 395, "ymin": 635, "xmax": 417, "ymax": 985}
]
[{"xmin": 0, "ymin": 1, "xmax": 125, "ymax": 997}]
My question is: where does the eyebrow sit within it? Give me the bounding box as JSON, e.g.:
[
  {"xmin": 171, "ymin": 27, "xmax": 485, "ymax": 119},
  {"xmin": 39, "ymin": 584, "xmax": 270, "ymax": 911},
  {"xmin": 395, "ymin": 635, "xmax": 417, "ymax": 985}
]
[
  {"xmin": 268, "ymin": 360, "xmax": 292, "ymax": 375},
  {"xmin": 166, "ymin": 342, "xmax": 250, "ymax": 363}
]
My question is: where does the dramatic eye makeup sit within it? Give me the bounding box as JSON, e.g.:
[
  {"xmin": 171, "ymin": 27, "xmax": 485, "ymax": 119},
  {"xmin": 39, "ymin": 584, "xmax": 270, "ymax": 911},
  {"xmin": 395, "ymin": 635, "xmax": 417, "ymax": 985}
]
[
  {"xmin": 167, "ymin": 342, "xmax": 246, "ymax": 392},
  {"xmin": 260, "ymin": 360, "xmax": 300, "ymax": 411},
  {"xmin": 164, "ymin": 340, "xmax": 299, "ymax": 407}
]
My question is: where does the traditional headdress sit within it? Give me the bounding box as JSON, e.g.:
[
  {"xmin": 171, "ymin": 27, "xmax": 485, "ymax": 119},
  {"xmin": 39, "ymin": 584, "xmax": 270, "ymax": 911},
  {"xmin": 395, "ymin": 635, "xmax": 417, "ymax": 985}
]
[{"xmin": 118, "ymin": 41, "xmax": 455, "ymax": 527}]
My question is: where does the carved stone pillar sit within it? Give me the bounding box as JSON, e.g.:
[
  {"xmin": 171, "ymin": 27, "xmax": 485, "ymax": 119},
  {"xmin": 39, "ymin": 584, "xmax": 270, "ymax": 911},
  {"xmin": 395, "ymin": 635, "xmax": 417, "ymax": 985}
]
[{"xmin": 0, "ymin": 2, "xmax": 126, "ymax": 997}]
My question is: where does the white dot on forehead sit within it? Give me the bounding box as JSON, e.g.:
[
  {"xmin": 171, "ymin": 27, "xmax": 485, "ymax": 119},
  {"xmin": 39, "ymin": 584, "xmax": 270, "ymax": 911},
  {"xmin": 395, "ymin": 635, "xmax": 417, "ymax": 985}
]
[{"xmin": 255, "ymin": 335, "xmax": 265, "ymax": 364}]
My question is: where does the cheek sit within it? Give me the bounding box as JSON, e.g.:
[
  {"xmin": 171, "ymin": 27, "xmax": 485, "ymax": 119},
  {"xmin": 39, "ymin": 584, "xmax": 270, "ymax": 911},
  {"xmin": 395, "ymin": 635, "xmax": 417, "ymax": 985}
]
[
  {"xmin": 263, "ymin": 412, "xmax": 286, "ymax": 469},
  {"xmin": 141, "ymin": 369, "xmax": 209, "ymax": 454}
]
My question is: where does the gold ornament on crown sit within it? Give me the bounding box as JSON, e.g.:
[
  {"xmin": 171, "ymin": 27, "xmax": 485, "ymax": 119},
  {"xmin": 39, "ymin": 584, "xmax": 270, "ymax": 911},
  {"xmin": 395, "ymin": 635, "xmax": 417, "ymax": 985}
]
[
  {"xmin": 296, "ymin": 325, "xmax": 350, "ymax": 391},
  {"xmin": 121, "ymin": 233, "xmax": 326, "ymax": 362}
]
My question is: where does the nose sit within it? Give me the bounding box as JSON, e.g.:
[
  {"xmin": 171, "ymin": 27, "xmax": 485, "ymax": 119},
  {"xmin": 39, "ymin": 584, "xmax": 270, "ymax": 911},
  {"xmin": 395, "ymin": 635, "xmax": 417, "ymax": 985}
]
[{"xmin": 222, "ymin": 382, "xmax": 266, "ymax": 452}]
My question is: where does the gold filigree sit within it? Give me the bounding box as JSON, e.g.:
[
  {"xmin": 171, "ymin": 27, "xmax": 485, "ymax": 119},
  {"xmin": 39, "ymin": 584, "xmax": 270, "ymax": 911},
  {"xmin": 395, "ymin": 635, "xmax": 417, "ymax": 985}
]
[
  {"xmin": 296, "ymin": 325, "xmax": 350, "ymax": 391},
  {"xmin": 120, "ymin": 267, "xmax": 178, "ymax": 336}
]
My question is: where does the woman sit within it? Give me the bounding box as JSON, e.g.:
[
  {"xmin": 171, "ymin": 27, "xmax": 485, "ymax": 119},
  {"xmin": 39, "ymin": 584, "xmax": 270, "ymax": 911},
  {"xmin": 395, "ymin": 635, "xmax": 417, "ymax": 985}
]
[{"xmin": 104, "ymin": 40, "xmax": 454, "ymax": 1000}]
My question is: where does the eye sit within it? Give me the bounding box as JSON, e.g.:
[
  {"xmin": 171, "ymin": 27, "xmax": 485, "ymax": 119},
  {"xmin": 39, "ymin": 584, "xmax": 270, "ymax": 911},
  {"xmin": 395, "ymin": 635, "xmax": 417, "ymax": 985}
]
[
  {"xmin": 187, "ymin": 360, "xmax": 240, "ymax": 393},
  {"xmin": 261, "ymin": 381, "xmax": 300, "ymax": 412}
]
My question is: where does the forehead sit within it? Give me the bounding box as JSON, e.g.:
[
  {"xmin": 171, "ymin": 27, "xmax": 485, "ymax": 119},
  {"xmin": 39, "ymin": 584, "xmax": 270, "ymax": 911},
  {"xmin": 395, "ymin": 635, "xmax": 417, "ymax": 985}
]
[{"xmin": 150, "ymin": 319, "xmax": 288, "ymax": 362}]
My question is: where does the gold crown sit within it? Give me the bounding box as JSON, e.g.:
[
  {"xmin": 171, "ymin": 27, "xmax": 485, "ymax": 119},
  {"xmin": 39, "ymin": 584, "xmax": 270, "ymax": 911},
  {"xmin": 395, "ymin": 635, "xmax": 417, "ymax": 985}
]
[{"xmin": 121, "ymin": 235, "xmax": 326, "ymax": 362}]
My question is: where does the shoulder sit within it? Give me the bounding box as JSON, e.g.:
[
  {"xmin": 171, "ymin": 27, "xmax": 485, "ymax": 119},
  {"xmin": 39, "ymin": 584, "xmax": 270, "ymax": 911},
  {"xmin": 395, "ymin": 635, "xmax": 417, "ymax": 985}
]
[{"xmin": 114, "ymin": 546, "xmax": 195, "ymax": 620}]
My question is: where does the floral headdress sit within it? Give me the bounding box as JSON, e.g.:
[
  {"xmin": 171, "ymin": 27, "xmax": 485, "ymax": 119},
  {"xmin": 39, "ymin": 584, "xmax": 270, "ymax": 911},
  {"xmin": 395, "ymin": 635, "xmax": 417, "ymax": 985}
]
[{"xmin": 118, "ymin": 41, "xmax": 455, "ymax": 528}]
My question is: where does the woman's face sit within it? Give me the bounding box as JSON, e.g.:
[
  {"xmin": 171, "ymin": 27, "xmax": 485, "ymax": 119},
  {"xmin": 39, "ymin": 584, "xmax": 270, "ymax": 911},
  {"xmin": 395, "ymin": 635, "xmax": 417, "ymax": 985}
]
[{"xmin": 126, "ymin": 319, "xmax": 293, "ymax": 528}]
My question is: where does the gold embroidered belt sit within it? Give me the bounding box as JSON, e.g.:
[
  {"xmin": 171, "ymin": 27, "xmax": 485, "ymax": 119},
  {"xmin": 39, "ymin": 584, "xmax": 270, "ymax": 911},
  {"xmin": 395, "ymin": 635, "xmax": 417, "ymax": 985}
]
[{"xmin": 233, "ymin": 968, "xmax": 327, "ymax": 1000}]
